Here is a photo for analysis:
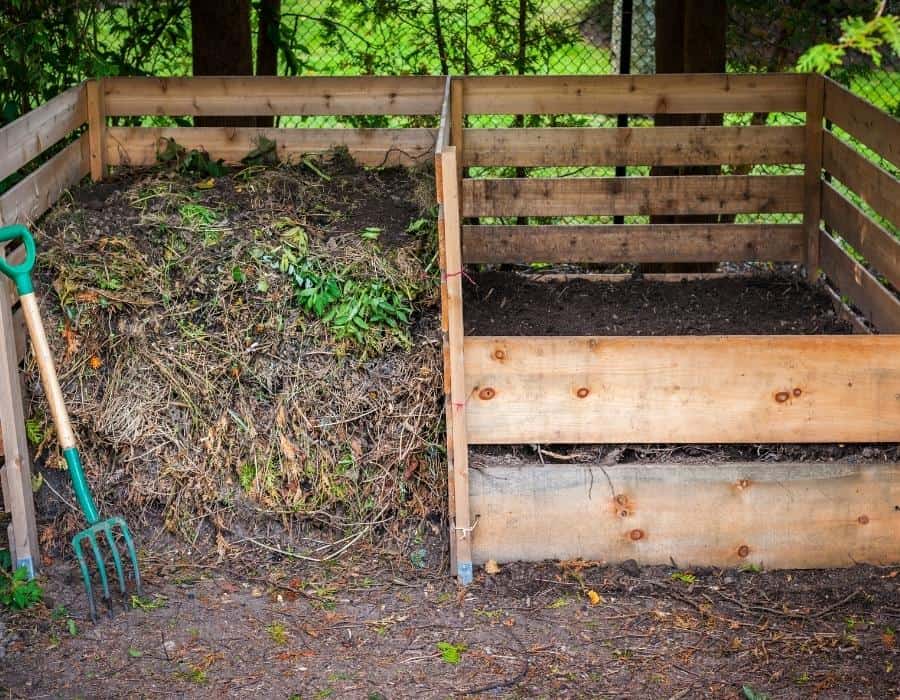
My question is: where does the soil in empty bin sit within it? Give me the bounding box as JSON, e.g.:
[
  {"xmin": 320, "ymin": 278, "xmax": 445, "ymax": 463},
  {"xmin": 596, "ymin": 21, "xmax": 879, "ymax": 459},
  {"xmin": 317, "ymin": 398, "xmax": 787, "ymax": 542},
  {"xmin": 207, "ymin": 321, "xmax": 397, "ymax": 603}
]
[{"xmin": 463, "ymin": 271, "xmax": 853, "ymax": 335}]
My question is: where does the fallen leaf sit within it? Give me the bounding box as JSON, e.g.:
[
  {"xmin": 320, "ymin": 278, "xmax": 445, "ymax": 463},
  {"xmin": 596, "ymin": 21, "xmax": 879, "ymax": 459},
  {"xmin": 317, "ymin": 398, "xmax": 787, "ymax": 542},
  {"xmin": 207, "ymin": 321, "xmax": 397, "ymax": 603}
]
[
  {"xmin": 484, "ymin": 559, "xmax": 500, "ymax": 575},
  {"xmin": 586, "ymin": 589, "xmax": 603, "ymax": 606},
  {"xmin": 61, "ymin": 321, "xmax": 79, "ymax": 359},
  {"xmin": 195, "ymin": 178, "xmax": 216, "ymax": 190}
]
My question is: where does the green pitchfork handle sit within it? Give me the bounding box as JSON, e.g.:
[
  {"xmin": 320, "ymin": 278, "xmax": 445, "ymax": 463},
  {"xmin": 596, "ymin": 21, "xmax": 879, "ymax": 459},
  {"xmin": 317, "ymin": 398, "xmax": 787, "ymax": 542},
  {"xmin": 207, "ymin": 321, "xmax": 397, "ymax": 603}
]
[{"xmin": 0, "ymin": 225, "xmax": 100, "ymax": 524}]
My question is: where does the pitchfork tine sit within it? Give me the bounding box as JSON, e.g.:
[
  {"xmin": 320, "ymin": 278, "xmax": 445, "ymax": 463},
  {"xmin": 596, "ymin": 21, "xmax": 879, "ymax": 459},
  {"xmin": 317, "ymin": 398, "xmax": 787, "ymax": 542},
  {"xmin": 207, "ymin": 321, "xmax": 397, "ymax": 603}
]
[
  {"xmin": 114, "ymin": 517, "xmax": 143, "ymax": 596},
  {"xmin": 102, "ymin": 525, "xmax": 128, "ymax": 605},
  {"xmin": 87, "ymin": 533, "xmax": 112, "ymax": 615},
  {"xmin": 72, "ymin": 536, "xmax": 98, "ymax": 622}
]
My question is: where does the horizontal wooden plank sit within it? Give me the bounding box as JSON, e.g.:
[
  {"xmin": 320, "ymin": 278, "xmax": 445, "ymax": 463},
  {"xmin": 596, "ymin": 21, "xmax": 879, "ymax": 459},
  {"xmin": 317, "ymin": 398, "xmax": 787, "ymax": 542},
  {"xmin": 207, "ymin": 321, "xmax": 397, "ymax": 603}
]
[
  {"xmin": 464, "ymin": 335, "xmax": 900, "ymax": 444},
  {"xmin": 106, "ymin": 126, "xmax": 437, "ymax": 167},
  {"xmin": 824, "ymin": 78, "xmax": 900, "ymax": 169},
  {"xmin": 822, "ymin": 183, "xmax": 900, "ymax": 288},
  {"xmin": 462, "ymin": 126, "xmax": 805, "ymax": 167},
  {"xmin": 524, "ymin": 271, "xmax": 755, "ymax": 282},
  {"xmin": 822, "ymin": 283, "xmax": 872, "ymax": 335},
  {"xmin": 462, "ymin": 175, "xmax": 804, "ymax": 217},
  {"xmin": 0, "ymin": 84, "xmax": 87, "ymax": 182},
  {"xmin": 823, "ymin": 132, "xmax": 900, "ymax": 227},
  {"xmin": 0, "ymin": 134, "xmax": 89, "ymax": 226},
  {"xmin": 462, "ymin": 74, "xmax": 807, "ymax": 115},
  {"xmin": 104, "ymin": 76, "xmax": 445, "ymax": 117},
  {"xmin": 819, "ymin": 230, "xmax": 900, "ymax": 333},
  {"xmin": 469, "ymin": 462, "xmax": 900, "ymax": 568},
  {"xmin": 462, "ymin": 224, "xmax": 804, "ymax": 263}
]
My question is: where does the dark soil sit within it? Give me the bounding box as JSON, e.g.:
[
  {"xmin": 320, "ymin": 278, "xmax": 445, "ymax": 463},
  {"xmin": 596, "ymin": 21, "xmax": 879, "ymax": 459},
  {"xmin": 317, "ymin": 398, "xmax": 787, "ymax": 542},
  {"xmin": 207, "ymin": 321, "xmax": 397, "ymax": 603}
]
[
  {"xmin": 464, "ymin": 271, "xmax": 852, "ymax": 336},
  {"xmin": 2, "ymin": 553, "xmax": 898, "ymax": 698}
]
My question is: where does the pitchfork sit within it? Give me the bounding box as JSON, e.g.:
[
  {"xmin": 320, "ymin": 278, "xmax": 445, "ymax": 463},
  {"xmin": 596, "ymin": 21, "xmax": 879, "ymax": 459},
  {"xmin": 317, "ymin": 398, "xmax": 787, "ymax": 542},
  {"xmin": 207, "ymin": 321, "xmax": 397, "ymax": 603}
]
[{"xmin": 0, "ymin": 225, "xmax": 142, "ymax": 620}]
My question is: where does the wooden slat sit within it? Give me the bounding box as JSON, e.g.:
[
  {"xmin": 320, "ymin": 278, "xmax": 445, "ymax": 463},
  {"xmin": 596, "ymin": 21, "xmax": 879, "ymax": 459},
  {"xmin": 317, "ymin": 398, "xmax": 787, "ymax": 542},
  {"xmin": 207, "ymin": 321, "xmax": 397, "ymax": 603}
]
[
  {"xmin": 824, "ymin": 78, "xmax": 900, "ymax": 169},
  {"xmin": 462, "ymin": 74, "xmax": 807, "ymax": 115},
  {"xmin": 822, "ymin": 132, "xmax": 900, "ymax": 227},
  {"xmin": 819, "ymin": 230, "xmax": 900, "ymax": 333},
  {"xmin": 804, "ymin": 73, "xmax": 825, "ymax": 274},
  {"xmin": 86, "ymin": 79, "xmax": 106, "ymax": 182},
  {"xmin": 464, "ymin": 335, "xmax": 900, "ymax": 444},
  {"xmin": 822, "ymin": 283, "xmax": 872, "ymax": 335},
  {"xmin": 440, "ymin": 146, "xmax": 474, "ymax": 583},
  {"xmin": 0, "ymin": 134, "xmax": 90, "ymax": 226},
  {"xmin": 105, "ymin": 126, "xmax": 437, "ymax": 168},
  {"xmin": 469, "ymin": 462, "xmax": 900, "ymax": 568},
  {"xmin": 462, "ymin": 175, "xmax": 804, "ymax": 217},
  {"xmin": 462, "ymin": 223, "xmax": 805, "ymax": 263},
  {"xmin": 0, "ymin": 84, "xmax": 87, "ymax": 182},
  {"xmin": 822, "ymin": 183, "xmax": 900, "ymax": 288},
  {"xmin": 462, "ymin": 126, "xmax": 805, "ymax": 167},
  {"xmin": 435, "ymin": 77, "xmax": 452, "ymax": 155},
  {"xmin": 103, "ymin": 76, "xmax": 445, "ymax": 117}
]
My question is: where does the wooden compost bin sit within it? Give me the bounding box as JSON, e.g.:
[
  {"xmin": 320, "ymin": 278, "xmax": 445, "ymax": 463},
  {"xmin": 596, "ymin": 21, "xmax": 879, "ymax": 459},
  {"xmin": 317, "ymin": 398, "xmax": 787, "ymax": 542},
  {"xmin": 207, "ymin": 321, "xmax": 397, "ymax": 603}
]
[
  {"xmin": 0, "ymin": 76, "xmax": 444, "ymax": 573},
  {"xmin": 434, "ymin": 74, "xmax": 900, "ymax": 583},
  {"xmin": 1, "ymin": 74, "xmax": 898, "ymax": 582}
]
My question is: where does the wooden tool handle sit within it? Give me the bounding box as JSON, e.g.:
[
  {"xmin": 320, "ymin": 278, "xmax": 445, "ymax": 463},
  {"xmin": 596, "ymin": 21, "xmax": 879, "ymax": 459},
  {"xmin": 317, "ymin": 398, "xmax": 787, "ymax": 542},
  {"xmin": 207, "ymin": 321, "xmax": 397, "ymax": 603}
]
[{"xmin": 19, "ymin": 293, "xmax": 76, "ymax": 450}]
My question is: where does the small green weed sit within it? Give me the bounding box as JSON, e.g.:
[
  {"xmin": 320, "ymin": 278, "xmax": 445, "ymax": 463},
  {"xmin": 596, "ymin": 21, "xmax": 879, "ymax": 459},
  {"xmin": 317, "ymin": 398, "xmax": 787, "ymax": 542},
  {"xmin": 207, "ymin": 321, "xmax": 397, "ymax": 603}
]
[
  {"xmin": 238, "ymin": 463, "xmax": 257, "ymax": 492},
  {"xmin": 25, "ymin": 416, "xmax": 46, "ymax": 445},
  {"xmin": 436, "ymin": 641, "xmax": 466, "ymax": 664},
  {"xmin": 267, "ymin": 622, "xmax": 289, "ymax": 645},
  {"xmin": 742, "ymin": 686, "xmax": 770, "ymax": 700},
  {"xmin": 670, "ymin": 571, "xmax": 697, "ymax": 585},
  {"xmin": 360, "ymin": 226, "xmax": 382, "ymax": 241},
  {"xmin": 0, "ymin": 566, "xmax": 43, "ymax": 610},
  {"xmin": 131, "ymin": 594, "xmax": 168, "ymax": 611},
  {"xmin": 175, "ymin": 666, "xmax": 209, "ymax": 684}
]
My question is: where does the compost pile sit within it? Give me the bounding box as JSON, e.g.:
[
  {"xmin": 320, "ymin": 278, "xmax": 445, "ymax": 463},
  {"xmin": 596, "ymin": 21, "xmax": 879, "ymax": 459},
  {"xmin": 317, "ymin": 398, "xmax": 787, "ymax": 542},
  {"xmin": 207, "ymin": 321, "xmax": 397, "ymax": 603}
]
[{"xmin": 26, "ymin": 151, "xmax": 445, "ymax": 557}]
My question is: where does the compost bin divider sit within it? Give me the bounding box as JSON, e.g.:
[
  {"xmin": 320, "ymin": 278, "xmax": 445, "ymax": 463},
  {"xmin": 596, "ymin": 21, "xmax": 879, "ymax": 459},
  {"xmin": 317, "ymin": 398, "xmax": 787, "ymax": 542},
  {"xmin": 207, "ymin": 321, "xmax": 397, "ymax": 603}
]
[{"xmin": 436, "ymin": 77, "xmax": 473, "ymax": 583}]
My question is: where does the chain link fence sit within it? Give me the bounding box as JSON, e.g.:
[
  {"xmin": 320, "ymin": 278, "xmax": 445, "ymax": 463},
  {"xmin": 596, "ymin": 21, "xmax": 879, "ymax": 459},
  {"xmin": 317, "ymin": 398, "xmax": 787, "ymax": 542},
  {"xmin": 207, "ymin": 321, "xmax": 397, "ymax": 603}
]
[{"xmin": 277, "ymin": 0, "xmax": 898, "ymax": 110}]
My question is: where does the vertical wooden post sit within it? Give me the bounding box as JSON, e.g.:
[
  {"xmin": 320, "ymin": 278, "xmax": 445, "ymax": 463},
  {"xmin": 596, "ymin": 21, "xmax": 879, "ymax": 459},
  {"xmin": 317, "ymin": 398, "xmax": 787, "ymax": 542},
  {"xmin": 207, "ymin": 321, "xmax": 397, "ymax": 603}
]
[
  {"xmin": 0, "ymin": 264, "xmax": 39, "ymax": 577},
  {"xmin": 804, "ymin": 73, "xmax": 825, "ymax": 278},
  {"xmin": 450, "ymin": 78, "xmax": 464, "ymax": 190},
  {"xmin": 440, "ymin": 145, "xmax": 473, "ymax": 584},
  {"xmin": 86, "ymin": 79, "xmax": 107, "ymax": 182}
]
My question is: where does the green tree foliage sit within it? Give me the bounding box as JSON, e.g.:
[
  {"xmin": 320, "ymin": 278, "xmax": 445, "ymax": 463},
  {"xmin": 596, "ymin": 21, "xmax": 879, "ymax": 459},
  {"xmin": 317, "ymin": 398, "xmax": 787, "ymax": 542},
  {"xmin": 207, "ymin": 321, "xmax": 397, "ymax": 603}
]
[
  {"xmin": 0, "ymin": 0, "xmax": 189, "ymax": 125},
  {"xmin": 797, "ymin": 2, "xmax": 899, "ymax": 72}
]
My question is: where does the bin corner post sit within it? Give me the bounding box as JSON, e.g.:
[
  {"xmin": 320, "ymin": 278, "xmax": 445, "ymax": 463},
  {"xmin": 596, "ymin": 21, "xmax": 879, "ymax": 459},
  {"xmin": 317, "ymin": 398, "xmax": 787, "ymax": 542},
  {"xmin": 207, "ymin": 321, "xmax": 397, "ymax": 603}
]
[
  {"xmin": 86, "ymin": 79, "xmax": 107, "ymax": 182},
  {"xmin": 438, "ymin": 144, "xmax": 474, "ymax": 585},
  {"xmin": 804, "ymin": 72, "xmax": 825, "ymax": 278},
  {"xmin": 0, "ymin": 266, "xmax": 39, "ymax": 578}
]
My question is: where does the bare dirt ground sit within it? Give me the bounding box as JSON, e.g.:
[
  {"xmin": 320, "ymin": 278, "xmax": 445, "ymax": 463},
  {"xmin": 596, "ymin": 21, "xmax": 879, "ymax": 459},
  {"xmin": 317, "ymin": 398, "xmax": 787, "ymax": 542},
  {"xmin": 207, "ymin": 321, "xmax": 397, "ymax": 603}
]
[{"xmin": 2, "ymin": 549, "xmax": 898, "ymax": 699}]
